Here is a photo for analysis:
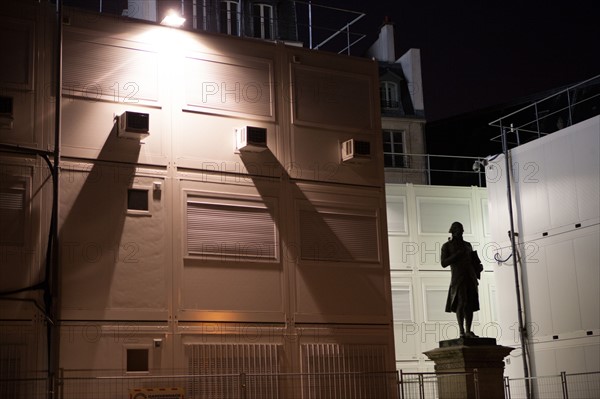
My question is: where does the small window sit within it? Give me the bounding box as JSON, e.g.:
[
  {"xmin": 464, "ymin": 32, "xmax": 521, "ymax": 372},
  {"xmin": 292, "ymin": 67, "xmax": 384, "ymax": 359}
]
[
  {"xmin": 0, "ymin": 178, "xmax": 27, "ymax": 245},
  {"xmin": 0, "ymin": 96, "xmax": 14, "ymax": 129},
  {"xmin": 126, "ymin": 348, "xmax": 149, "ymax": 372},
  {"xmin": 252, "ymin": 3, "xmax": 274, "ymax": 39},
  {"xmin": 0, "ymin": 96, "xmax": 13, "ymax": 116},
  {"xmin": 380, "ymin": 81, "xmax": 399, "ymax": 110},
  {"xmin": 127, "ymin": 187, "xmax": 151, "ymax": 216},
  {"xmin": 383, "ymin": 130, "xmax": 407, "ymax": 168}
]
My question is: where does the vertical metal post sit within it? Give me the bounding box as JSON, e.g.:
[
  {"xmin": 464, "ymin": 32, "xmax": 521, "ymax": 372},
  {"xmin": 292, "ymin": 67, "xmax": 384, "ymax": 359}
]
[
  {"xmin": 49, "ymin": 0, "xmax": 63, "ymax": 398},
  {"xmin": 534, "ymin": 104, "xmax": 541, "ymax": 138},
  {"xmin": 501, "ymin": 126, "xmax": 531, "ymax": 399},
  {"xmin": 346, "ymin": 23, "xmax": 350, "ymax": 55},
  {"xmin": 58, "ymin": 368, "xmax": 63, "ymax": 399},
  {"xmin": 561, "ymin": 371, "xmax": 569, "ymax": 399},
  {"xmin": 240, "ymin": 373, "xmax": 247, "ymax": 399},
  {"xmin": 473, "ymin": 369, "xmax": 480, "ymax": 399},
  {"xmin": 308, "ymin": 1, "xmax": 313, "ymax": 49},
  {"xmin": 418, "ymin": 373, "xmax": 425, "ymax": 399},
  {"xmin": 566, "ymin": 89, "xmax": 573, "ymax": 127},
  {"xmin": 426, "ymin": 154, "xmax": 431, "ymax": 185},
  {"xmin": 504, "ymin": 376, "xmax": 511, "ymax": 399},
  {"xmin": 398, "ymin": 370, "xmax": 404, "ymax": 399}
]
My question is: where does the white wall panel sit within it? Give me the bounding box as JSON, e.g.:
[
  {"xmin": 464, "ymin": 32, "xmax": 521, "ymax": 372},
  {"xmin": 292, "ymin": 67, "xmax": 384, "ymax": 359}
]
[
  {"xmin": 521, "ymin": 247, "xmax": 553, "ymax": 338},
  {"xmin": 544, "ymin": 133, "xmax": 579, "ymax": 228},
  {"xmin": 61, "ymin": 99, "xmax": 168, "ymax": 165},
  {"xmin": 0, "ymin": 157, "xmax": 44, "ymax": 315},
  {"xmin": 292, "ymin": 183, "xmax": 389, "ymax": 324},
  {"xmin": 572, "ymin": 122, "xmax": 600, "ymax": 221},
  {"xmin": 184, "ymin": 53, "xmax": 273, "ymax": 119},
  {"xmin": 177, "ymin": 176, "xmax": 284, "ymax": 322},
  {"xmin": 291, "ymin": 65, "xmax": 373, "ymax": 130},
  {"xmin": 63, "ymin": 31, "xmax": 159, "ymax": 103},
  {"xmin": 0, "ymin": 90, "xmax": 36, "ymax": 146},
  {"xmin": 545, "ymin": 240, "xmax": 581, "ymax": 333},
  {"xmin": 573, "ymin": 231, "xmax": 600, "ymax": 331},
  {"xmin": 60, "ymin": 163, "xmax": 169, "ymax": 319},
  {"xmin": 0, "ymin": 18, "xmax": 34, "ymax": 90},
  {"xmin": 416, "ymin": 197, "xmax": 472, "ymax": 235},
  {"xmin": 386, "ymin": 195, "xmax": 407, "ymax": 235},
  {"xmin": 512, "ymin": 143, "xmax": 550, "ymax": 236}
]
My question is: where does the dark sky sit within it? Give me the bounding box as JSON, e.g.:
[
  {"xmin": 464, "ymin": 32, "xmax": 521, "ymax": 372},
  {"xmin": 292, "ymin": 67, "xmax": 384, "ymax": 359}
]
[{"xmin": 314, "ymin": 1, "xmax": 600, "ymax": 121}]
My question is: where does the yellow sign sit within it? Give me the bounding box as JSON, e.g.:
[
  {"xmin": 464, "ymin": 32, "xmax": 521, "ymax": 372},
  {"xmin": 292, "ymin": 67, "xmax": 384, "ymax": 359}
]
[{"xmin": 129, "ymin": 387, "xmax": 185, "ymax": 399}]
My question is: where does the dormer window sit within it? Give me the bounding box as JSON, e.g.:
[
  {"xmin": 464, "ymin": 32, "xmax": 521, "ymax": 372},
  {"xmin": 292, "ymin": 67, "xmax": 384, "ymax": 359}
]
[
  {"xmin": 252, "ymin": 3, "xmax": 274, "ymax": 39},
  {"xmin": 380, "ymin": 81, "xmax": 399, "ymax": 110}
]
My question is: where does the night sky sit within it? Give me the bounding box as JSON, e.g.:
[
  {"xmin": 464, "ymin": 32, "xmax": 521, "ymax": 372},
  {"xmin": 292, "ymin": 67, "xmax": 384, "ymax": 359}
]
[{"xmin": 317, "ymin": 1, "xmax": 600, "ymax": 122}]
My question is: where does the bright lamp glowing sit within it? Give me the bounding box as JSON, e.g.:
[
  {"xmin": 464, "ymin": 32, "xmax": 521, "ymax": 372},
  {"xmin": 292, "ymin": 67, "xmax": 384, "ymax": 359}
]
[{"xmin": 161, "ymin": 12, "xmax": 186, "ymax": 28}]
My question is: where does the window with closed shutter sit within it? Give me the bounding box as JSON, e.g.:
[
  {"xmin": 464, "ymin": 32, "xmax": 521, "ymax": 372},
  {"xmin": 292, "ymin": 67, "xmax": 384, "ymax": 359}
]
[
  {"xmin": 299, "ymin": 205, "xmax": 379, "ymax": 263},
  {"xmin": 186, "ymin": 196, "xmax": 278, "ymax": 261},
  {"xmin": 0, "ymin": 178, "xmax": 27, "ymax": 246}
]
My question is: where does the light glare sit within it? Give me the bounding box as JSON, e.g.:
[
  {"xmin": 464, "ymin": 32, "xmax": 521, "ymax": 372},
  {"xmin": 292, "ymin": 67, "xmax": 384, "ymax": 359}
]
[{"xmin": 161, "ymin": 13, "xmax": 186, "ymax": 28}]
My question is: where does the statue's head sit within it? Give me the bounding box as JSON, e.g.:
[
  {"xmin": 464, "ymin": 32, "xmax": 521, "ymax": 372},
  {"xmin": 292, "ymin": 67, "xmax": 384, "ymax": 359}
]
[{"xmin": 449, "ymin": 221, "xmax": 464, "ymax": 236}]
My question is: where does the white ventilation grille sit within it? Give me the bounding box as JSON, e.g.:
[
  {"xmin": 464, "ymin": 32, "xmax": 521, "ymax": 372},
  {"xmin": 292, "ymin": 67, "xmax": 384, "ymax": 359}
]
[
  {"xmin": 186, "ymin": 199, "xmax": 278, "ymax": 261},
  {"xmin": 300, "ymin": 343, "xmax": 390, "ymax": 398},
  {"xmin": 299, "ymin": 208, "xmax": 379, "ymax": 262},
  {"xmin": 186, "ymin": 343, "xmax": 281, "ymax": 399},
  {"xmin": 185, "ymin": 56, "xmax": 272, "ymax": 118},
  {"xmin": 63, "ymin": 32, "xmax": 159, "ymax": 102},
  {"xmin": 0, "ymin": 20, "xmax": 32, "ymax": 88},
  {"xmin": 292, "ymin": 66, "xmax": 373, "ymax": 130}
]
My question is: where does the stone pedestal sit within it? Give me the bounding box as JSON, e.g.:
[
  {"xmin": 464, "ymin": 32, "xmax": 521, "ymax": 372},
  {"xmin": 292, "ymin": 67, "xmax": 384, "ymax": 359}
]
[{"xmin": 423, "ymin": 337, "xmax": 513, "ymax": 399}]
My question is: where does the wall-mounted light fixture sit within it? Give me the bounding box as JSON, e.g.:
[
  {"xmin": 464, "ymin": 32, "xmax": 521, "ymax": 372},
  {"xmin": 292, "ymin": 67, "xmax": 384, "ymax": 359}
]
[{"xmin": 161, "ymin": 11, "xmax": 185, "ymax": 28}]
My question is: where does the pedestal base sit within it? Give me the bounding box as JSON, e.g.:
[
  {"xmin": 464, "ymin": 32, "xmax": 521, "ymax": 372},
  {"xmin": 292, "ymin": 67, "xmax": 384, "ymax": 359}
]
[{"xmin": 424, "ymin": 337, "xmax": 513, "ymax": 399}]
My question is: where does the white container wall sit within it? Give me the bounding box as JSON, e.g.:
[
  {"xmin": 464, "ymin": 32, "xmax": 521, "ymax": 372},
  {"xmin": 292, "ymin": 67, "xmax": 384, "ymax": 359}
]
[{"xmin": 486, "ymin": 116, "xmax": 600, "ymax": 377}]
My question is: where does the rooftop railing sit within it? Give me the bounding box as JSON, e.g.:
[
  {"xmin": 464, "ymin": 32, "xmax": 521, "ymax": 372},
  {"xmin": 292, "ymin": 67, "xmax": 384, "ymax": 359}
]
[{"xmin": 489, "ymin": 75, "xmax": 600, "ymax": 149}]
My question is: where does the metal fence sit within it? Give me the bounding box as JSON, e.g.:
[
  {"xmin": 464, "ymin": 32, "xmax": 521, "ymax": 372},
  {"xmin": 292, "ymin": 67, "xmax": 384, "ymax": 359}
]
[
  {"xmin": 489, "ymin": 75, "xmax": 600, "ymax": 148},
  {"xmin": 398, "ymin": 370, "xmax": 479, "ymax": 399},
  {"xmin": 387, "ymin": 153, "xmax": 489, "ymax": 187},
  {"xmin": 57, "ymin": 370, "xmax": 400, "ymax": 399},
  {"xmin": 3, "ymin": 369, "xmax": 598, "ymax": 398},
  {"xmin": 0, "ymin": 373, "xmax": 49, "ymax": 399},
  {"xmin": 505, "ymin": 371, "xmax": 600, "ymax": 399}
]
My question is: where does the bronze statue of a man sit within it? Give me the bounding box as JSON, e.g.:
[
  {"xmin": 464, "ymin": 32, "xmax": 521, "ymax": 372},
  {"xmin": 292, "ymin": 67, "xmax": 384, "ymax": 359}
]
[{"xmin": 441, "ymin": 221, "xmax": 481, "ymax": 338}]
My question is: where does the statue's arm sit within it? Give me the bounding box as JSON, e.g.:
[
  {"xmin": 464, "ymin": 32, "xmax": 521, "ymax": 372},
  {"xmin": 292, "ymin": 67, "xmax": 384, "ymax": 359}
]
[
  {"xmin": 441, "ymin": 244, "xmax": 455, "ymax": 268},
  {"xmin": 441, "ymin": 242, "xmax": 467, "ymax": 267}
]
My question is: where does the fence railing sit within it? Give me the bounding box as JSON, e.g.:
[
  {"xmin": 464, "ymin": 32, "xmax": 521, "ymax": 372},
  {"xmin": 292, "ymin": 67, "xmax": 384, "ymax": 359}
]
[
  {"xmin": 386, "ymin": 153, "xmax": 489, "ymax": 187},
  {"xmin": 505, "ymin": 371, "xmax": 600, "ymax": 399},
  {"xmin": 0, "ymin": 373, "xmax": 49, "ymax": 399},
  {"xmin": 489, "ymin": 75, "xmax": 600, "ymax": 148},
  {"xmin": 398, "ymin": 370, "xmax": 479, "ymax": 399},
  {"xmin": 57, "ymin": 370, "xmax": 400, "ymax": 399},
  {"xmin": 2, "ymin": 369, "xmax": 598, "ymax": 398}
]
